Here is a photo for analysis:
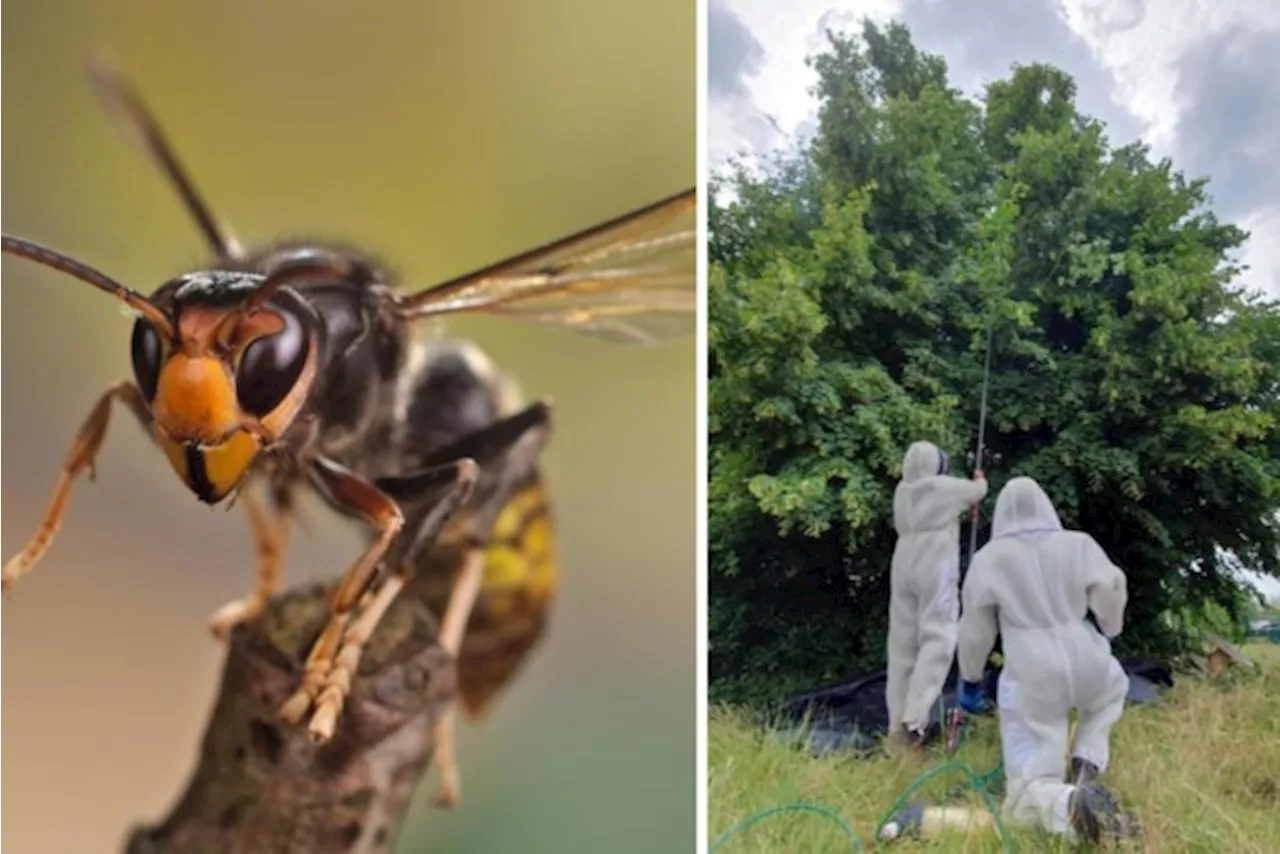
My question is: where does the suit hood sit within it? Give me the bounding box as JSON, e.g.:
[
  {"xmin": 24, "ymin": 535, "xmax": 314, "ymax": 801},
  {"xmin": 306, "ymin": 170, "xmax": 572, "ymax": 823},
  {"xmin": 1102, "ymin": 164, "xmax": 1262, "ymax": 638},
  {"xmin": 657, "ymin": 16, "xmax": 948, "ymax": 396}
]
[
  {"xmin": 901, "ymin": 441, "xmax": 949, "ymax": 483},
  {"xmin": 992, "ymin": 476, "xmax": 1064, "ymax": 538}
]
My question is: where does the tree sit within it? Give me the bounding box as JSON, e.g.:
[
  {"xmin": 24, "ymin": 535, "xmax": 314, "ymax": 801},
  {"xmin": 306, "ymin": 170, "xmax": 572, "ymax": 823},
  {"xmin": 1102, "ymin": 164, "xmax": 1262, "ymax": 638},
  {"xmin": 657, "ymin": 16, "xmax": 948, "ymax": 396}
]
[{"xmin": 709, "ymin": 20, "xmax": 1280, "ymax": 704}]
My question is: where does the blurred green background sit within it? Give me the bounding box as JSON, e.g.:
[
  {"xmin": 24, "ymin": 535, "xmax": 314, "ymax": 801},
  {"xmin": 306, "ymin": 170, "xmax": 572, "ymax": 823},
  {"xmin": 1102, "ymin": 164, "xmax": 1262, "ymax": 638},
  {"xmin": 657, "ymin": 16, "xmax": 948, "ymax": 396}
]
[{"xmin": 1, "ymin": 2, "xmax": 694, "ymax": 852}]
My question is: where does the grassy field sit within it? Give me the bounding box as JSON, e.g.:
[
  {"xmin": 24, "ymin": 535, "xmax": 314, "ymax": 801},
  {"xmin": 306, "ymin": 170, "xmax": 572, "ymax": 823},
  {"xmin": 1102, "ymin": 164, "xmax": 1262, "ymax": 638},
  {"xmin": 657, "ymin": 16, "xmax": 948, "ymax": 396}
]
[{"xmin": 709, "ymin": 644, "xmax": 1280, "ymax": 853}]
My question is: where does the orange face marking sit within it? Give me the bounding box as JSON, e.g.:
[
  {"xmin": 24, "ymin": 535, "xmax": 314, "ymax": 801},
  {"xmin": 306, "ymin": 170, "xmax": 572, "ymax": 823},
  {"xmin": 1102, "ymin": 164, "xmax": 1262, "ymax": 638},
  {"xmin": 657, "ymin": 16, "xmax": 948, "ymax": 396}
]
[
  {"xmin": 152, "ymin": 354, "xmax": 241, "ymax": 443},
  {"xmin": 141, "ymin": 297, "xmax": 322, "ymax": 504}
]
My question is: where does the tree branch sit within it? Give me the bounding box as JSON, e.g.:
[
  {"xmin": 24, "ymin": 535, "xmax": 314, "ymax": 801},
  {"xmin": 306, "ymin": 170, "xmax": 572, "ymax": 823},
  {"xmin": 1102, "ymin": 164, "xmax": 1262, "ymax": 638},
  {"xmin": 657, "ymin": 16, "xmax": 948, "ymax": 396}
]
[{"xmin": 124, "ymin": 583, "xmax": 455, "ymax": 854}]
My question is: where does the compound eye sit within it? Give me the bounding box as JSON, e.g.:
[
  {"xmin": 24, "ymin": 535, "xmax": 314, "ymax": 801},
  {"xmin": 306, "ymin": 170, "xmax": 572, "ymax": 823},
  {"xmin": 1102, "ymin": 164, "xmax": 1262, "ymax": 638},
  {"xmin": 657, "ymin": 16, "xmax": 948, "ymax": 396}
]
[
  {"xmin": 235, "ymin": 309, "xmax": 310, "ymax": 417},
  {"xmin": 130, "ymin": 318, "xmax": 164, "ymax": 402}
]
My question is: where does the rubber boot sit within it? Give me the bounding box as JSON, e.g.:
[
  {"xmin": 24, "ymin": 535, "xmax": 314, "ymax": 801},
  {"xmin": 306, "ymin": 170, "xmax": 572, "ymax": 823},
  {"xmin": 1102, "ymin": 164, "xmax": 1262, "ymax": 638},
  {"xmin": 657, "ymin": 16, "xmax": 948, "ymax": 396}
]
[
  {"xmin": 1070, "ymin": 757, "xmax": 1101, "ymax": 786},
  {"xmin": 1067, "ymin": 781, "xmax": 1124, "ymax": 844}
]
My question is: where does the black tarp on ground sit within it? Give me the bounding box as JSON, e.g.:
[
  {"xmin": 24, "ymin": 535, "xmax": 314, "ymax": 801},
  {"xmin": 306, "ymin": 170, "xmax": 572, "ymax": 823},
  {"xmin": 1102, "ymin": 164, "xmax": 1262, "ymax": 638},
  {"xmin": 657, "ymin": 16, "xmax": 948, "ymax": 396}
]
[{"xmin": 767, "ymin": 658, "xmax": 1174, "ymax": 758}]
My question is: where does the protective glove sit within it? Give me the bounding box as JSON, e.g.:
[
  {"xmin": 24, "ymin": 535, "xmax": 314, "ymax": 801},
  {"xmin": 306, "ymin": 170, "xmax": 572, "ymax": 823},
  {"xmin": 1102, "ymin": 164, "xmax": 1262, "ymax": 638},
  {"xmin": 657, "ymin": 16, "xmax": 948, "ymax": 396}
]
[{"xmin": 958, "ymin": 680, "xmax": 991, "ymax": 715}]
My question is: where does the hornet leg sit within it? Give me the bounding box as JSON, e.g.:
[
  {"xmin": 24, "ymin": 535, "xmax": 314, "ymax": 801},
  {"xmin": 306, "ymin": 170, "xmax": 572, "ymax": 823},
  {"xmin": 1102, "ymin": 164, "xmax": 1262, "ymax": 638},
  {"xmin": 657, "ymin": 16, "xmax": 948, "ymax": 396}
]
[
  {"xmin": 383, "ymin": 400, "xmax": 552, "ymax": 808},
  {"xmin": 280, "ymin": 457, "xmax": 477, "ymax": 743},
  {"xmin": 3, "ymin": 381, "xmax": 150, "ymax": 591}
]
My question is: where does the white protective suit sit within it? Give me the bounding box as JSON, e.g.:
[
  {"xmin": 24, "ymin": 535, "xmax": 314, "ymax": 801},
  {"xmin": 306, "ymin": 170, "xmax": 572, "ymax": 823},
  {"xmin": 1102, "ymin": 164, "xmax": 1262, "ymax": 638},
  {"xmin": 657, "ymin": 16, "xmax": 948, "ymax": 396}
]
[
  {"xmin": 886, "ymin": 441, "xmax": 988, "ymax": 735},
  {"xmin": 958, "ymin": 476, "xmax": 1129, "ymax": 838}
]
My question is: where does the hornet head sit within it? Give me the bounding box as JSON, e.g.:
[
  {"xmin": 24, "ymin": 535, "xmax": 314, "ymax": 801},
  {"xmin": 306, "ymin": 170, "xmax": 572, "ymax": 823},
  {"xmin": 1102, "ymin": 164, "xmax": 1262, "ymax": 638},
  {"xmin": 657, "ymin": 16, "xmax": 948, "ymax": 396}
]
[{"xmin": 133, "ymin": 270, "xmax": 322, "ymax": 502}]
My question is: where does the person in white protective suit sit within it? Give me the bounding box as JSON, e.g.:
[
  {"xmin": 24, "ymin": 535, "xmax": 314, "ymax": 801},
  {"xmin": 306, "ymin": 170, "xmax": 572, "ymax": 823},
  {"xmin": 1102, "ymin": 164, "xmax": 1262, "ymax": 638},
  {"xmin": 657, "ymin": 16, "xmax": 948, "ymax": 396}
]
[
  {"xmin": 957, "ymin": 476, "xmax": 1133, "ymax": 844},
  {"xmin": 886, "ymin": 440, "xmax": 987, "ymax": 746}
]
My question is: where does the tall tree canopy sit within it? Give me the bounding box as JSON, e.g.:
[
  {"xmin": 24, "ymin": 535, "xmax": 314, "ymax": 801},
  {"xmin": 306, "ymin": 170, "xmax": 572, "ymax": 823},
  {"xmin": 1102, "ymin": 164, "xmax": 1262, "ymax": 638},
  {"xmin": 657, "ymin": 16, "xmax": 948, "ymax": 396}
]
[{"xmin": 709, "ymin": 20, "xmax": 1280, "ymax": 704}]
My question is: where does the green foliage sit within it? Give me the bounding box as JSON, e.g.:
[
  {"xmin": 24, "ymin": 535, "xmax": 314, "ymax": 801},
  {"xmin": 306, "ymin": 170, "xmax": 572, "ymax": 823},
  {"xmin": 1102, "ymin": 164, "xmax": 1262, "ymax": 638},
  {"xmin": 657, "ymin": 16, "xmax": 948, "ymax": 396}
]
[
  {"xmin": 709, "ymin": 20, "xmax": 1280, "ymax": 704},
  {"xmin": 1164, "ymin": 596, "xmax": 1252, "ymax": 649}
]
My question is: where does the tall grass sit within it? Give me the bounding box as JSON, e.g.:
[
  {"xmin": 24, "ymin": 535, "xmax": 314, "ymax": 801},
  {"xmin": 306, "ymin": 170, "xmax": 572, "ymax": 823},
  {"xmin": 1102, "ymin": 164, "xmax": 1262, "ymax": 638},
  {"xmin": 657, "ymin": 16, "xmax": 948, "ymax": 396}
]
[{"xmin": 709, "ymin": 645, "xmax": 1280, "ymax": 853}]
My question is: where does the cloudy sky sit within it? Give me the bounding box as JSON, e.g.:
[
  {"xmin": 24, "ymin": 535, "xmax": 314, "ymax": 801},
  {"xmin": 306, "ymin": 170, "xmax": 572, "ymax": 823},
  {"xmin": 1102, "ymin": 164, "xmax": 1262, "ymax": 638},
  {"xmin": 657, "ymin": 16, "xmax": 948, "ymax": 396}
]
[
  {"xmin": 709, "ymin": 0, "xmax": 1280, "ymax": 602},
  {"xmin": 709, "ymin": 0, "xmax": 1280, "ymax": 301}
]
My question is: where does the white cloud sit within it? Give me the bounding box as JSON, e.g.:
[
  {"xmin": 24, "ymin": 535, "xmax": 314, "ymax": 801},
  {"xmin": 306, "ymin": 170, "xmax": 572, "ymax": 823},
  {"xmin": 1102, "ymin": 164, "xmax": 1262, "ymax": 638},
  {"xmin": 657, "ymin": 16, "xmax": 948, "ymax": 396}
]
[
  {"xmin": 709, "ymin": 0, "xmax": 903, "ymax": 168},
  {"xmin": 1237, "ymin": 207, "xmax": 1280, "ymax": 298},
  {"xmin": 1054, "ymin": 0, "xmax": 1280, "ymax": 298},
  {"xmin": 1056, "ymin": 0, "xmax": 1280, "ymax": 157}
]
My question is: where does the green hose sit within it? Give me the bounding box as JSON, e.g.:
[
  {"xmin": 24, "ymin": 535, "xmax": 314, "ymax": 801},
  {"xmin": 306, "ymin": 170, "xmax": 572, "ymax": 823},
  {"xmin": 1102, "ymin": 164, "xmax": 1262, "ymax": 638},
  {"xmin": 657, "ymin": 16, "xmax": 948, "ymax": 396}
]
[
  {"xmin": 712, "ymin": 715, "xmax": 1014, "ymax": 852},
  {"xmin": 709, "ymin": 803, "xmax": 868, "ymax": 852}
]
